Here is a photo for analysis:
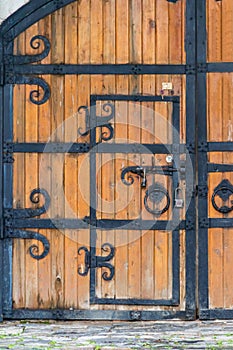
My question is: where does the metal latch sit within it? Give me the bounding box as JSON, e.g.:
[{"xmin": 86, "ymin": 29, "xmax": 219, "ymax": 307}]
[{"xmin": 78, "ymin": 243, "xmax": 115, "ymax": 281}]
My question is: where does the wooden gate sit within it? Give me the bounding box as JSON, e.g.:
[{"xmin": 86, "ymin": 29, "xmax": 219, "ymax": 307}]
[{"xmin": 0, "ymin": 0, "xmax": 232, "ymax": 321}]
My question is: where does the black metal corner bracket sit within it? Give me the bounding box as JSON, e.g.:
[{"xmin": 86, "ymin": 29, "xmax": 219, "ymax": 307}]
[
  {"xmin": 78, "ymin": 103, "xmax": 115, "ymax": 142},
  {"xmin": 78, "ymin": 243, "xmax": 115, "ymax": 281},
  {"xmin": 212, "ymin": 179, "xmax": 233, "ymax": 214}
]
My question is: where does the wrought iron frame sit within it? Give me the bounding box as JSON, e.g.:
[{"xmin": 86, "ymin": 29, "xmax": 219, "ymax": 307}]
[
  {"xmin": 87, "ymin": 94, "xmax": 181, "ymax": 307},
  {"xmin": 0, "ymin": 0, "xmax": 197, "ymax": 321},
  {"xmin": 197, "ymin": 0, "xmax": 233, "ymax": 321}
]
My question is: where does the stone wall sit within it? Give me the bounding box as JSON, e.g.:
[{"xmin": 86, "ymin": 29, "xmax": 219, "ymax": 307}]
[{"xmin": 0, "ymin": 0, "xmax": 29, "ymax": 24}]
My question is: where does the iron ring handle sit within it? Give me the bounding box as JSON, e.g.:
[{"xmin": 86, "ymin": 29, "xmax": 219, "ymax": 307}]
[
  {"xmin": 212, "ymin": 186, "xmax": 233, "ymax": 214},
  {"xmin": 144, "ymin": 186, "xmax": 170, "ymax": 216}
]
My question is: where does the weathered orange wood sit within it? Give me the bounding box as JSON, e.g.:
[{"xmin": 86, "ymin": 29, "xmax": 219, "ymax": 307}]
[
  {"xmin": 63, "ymin": 1, "xmax": 78, "ymax": 308},
  {"xmin": 24, "ymin": 22, "xmax": 39, "ymax": 308},
  {"xmin": 49, "ymin": 8, "xmax": 65, "ymax": 308},
  {"xmin": 100, "ymin": 0, "xmax": 116, "ymax": 308},
  {"xmin": 12, "ymin": 30, "xmax": 26, "ymax": 308},
  {"xmin": 11, "ymin": 0, "xmax": 188, "ymax": 312},
  {"xmin": 154, "ymin": 0, "xmax": 170, "ymax": 300},
  {"xmin": 90, "ymin": 0, "xmax": 103, "ymax": 310},
  {"xmin": 127, "ymin": 0, "xmax": 142, "ymax": 301},
  {"xmin": 221, "ymin": 0, "xmax": 233, "ymax": 309},
  {"xmin": 140, "ymin": 0, "xmax": 156, "ymax": 301},
  {"xmin": 76, "ymin": 0, "xmax": 91, "ymax": 309},
  {"xmin": 114, "ymin": 0, "xmax": 129, "ymax": 304},
  {"xmin": 207, "ymin": 0, "xmax": 224, "ymax": 309},
  {"xmin": 37, "ymin": 16, "xmax": 52, "ymax": 309}
]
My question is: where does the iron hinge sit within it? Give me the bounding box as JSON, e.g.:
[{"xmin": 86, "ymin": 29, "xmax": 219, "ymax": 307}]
[{"xmin": 78, "ymin": 243, "xmax": 115, "ymax": 281}]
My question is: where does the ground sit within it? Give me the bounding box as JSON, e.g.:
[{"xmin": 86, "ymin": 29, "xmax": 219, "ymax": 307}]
[{"xmin": 0, "ymin": 320, "xmax": 233, "ymax": 349}]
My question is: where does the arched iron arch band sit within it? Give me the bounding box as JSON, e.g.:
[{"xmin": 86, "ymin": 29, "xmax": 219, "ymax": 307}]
[{"xmin": 0, "ymin": 0, "xmax": 77, "ymax": 42}]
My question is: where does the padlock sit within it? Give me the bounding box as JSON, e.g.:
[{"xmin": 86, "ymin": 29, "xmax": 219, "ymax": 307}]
[
  {"xmin": 175, "ymin": 187, "xmax": 184, "ymax": 208},
  {"xmin": 141, "ymin": 168, "xmax": 147, "ymax": 188}
]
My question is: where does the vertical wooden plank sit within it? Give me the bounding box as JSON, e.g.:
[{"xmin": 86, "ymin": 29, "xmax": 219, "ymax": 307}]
[
  {"xmin": 128, "ymin": 0, "xmax": 142, "ymax": 301},
  {"xmin": 154, "ymin": 0, "xmax": 169, "ymax": 299},
  {"xmin": 221, "ymin": 1, "xmax": 233, "ymax": 308},
  {"xmin": 168, "ymin": 0, "xmax": 183, "ymax": 302},
  {"xmin": 101, "ymin": 0, "xmax": 116, "ymax": 306},
  {"xmin": 141, "ymin": 0, "xmax": 155, "ymax": 300},
  {"xmin": 77, "ymin": 0, "xmax": 91, "ymax": 309},
  {"xmin": 90, "ymin": 0, "xmax": 103, "ymax": 309},
  {"xmin": 64, "ymin": 2, "xmax": 78, "ymax": 309},
  {"xmin": 37, "ymin": 16, "xmax": 52, "ymax": 309},
  {"xmin": 207, "ymin": 0, "xmax": 224, "ymax": 308},
  {"xmin": 12, "ymin": 32, "xmax": 26, "ymax": 308},
  {"xmin": 115, "ymin": 0, "xmax": 129, "ymax": 303},
  {"xmin": 50, "ymin": 8, "xmax": 65, "ymax": 308},
  {"xmin": 24, "ymin": 23, "xmax": 39, "ymax": 308}
]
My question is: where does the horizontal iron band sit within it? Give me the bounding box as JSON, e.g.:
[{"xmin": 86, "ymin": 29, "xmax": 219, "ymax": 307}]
[
  {"xmin": 92, "ymin": 94, "xmax": 180, "ymax": 102},
  {"xmin": 9, "ymin": 218, "xmax": 186, "ymax": 231},
  {"xmin": 11, "ymin": 64, "xmax": 186, "ymax": 76},
  {"xmin": 97, "ymin": 143, "xmax": 185, "ymax": 154},
  {"xmin": 208, "ymin": 142, "xmax": 233, "ymax": 152},
  {"xmin": 91, "ymin": 297, "xmax": 179, "ymax": 306},
  {"xmin": 199, "ymin": 309, "xmax": 233, "ymax": 320},
  {"xmin": 10, "ymin": 143, "xmax": 186, "ymax": 154},
  {"xmin": 207, "ymin": 163, "xmax": 233, "ymax": 173},
  {"xmin": 12, "ymin": 143, "xmax": 90, "ymax": 153},
  {"xmin": 3, "ymin": 309, "xmax": 187, "ymax": 321},
  {"xmin": 208, "ymin": 62, "xmax": 233, "ymax": 73},
  {"xmin": 200, "ymin": 218, "xmax": 233, "ymax": 228}
]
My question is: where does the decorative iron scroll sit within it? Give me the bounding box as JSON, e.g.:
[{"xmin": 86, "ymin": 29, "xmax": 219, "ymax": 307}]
[
  {"xmin": 78, "ymin": 103, "xmax": 115, "ymax": 142},
  {"xmin": 212, "ymin": 179, "xmax": 233, "ymax": 214},
  {"xmin": 144, "ymin": 182, "xmax": 170, "ymax": 216},
  {"xmin": 121, "ymin": 165, "xmax": 175, "ymax": 187},
  {"xmin": 5, "ymin": 229, "xmax": 50, "ymax": 260},
  {"xmin": 12, "ymin": 35, "xmax": 51, "ymax": 64},
  {"xmin": 5, "ymin": 72, "xmax": 51, "ymax": 105},
  {"xmin": 4, "ymin": 188, "xmax": 50, "ymax": 221},
  {"xmin": 3, "ymin": 35, "xmax": 51, "ymax": 105},
  {"xmin": 4, "ymin": 189, "xmax": 51, "ymax": 260},
  {"xmin": 78, "ymin": 243, "xmax": 115, "ymax": 281}
]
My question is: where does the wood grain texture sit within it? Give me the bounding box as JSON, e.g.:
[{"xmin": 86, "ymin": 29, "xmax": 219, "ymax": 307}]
[{"xmin": 12, "ymin": 0, "xmax": 186, "ymax": 312}]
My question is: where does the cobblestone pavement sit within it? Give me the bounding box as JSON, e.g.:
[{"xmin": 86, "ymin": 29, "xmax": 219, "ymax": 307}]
[{"xmin": 0, "ymin": 320, "xmax": 233, "ymax": 349}]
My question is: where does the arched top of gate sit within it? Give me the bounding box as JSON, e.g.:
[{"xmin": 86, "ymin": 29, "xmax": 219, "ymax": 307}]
[{"xmin": 0, "ymin": 0, "xmax": 76, "ymax": 42}]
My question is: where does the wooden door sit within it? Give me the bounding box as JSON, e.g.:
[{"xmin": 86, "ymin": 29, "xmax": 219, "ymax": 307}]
[
  {"xmin": 198, "ymin": 0, "xmax": 233, "ymax": 320},
  {"xmin": 1, "ymin": 0, "xmax": 197, "ymax": 320}
]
